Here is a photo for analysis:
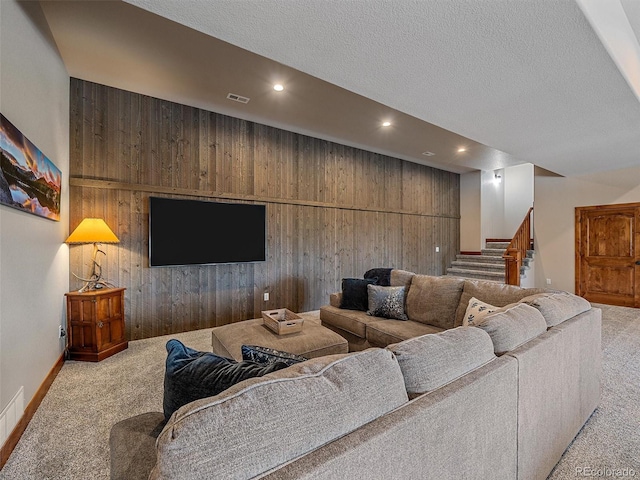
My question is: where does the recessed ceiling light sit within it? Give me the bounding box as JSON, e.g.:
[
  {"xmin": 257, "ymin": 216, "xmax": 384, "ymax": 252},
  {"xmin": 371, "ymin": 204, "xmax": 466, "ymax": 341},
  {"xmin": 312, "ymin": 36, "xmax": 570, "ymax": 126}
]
[
  {"xmin": 382, "ymin": 121, "xmax": 391, "ymax": 127},
  {"xmin": 422, "ymin": 151, "xmax": 435, "ymax": 156},
  {"xmin": 273, "ymin": 84, "xmax": 284, "ymax": 91},
  {"xmin": 457, "ymin": 147, "xmax": 467, "ymax": 153}
]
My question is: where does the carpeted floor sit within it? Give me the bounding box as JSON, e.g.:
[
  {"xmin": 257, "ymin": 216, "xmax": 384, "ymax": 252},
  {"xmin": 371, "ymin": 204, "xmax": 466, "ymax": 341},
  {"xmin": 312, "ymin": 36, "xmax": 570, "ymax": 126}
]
[{"xmin": 1, "ymin": 304, "xmax": 638, "ymax": 479}]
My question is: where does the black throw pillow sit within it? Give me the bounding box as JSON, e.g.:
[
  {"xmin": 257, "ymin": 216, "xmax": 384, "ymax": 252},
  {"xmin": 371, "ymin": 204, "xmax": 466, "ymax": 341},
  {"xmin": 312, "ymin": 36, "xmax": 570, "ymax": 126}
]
[
  {"xmin": 340, "ymin": 278, "xmax": 375, "ymax": 311},
  {"xmin": 364, "ymin": 268, "xmax": 393, "ymax": 286},
  {"xmin": 163, "ymin": 339, "xmax": 288, "ymax": 420}
]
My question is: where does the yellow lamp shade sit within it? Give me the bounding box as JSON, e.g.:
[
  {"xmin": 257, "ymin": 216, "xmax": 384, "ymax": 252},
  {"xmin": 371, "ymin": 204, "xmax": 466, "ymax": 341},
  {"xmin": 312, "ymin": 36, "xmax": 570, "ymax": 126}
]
[{"xmin": 65, "ymin": 218, "xmax": 119, "ymax": 244}]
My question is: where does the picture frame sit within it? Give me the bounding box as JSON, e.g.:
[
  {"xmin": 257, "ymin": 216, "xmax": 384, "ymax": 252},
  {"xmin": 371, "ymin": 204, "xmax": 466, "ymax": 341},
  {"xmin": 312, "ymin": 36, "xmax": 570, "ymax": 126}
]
[{"xmin": 0, "ymin": 112, "xmax": 61, "ymax": 221}]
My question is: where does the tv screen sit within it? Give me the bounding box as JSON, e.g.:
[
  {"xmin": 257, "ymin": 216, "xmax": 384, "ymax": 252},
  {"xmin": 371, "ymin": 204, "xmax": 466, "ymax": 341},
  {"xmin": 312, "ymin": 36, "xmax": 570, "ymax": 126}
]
[{"xmin": 149, "ymin": 197, "xmax": 266, "ymax": 266}]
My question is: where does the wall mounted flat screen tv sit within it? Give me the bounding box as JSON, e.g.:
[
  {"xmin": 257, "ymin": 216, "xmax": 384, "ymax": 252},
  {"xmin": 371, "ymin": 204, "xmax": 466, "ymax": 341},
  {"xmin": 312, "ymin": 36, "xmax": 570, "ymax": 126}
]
[{"xmin": 149, "ymin": 196, "xmax": 266, "ymax": 266}]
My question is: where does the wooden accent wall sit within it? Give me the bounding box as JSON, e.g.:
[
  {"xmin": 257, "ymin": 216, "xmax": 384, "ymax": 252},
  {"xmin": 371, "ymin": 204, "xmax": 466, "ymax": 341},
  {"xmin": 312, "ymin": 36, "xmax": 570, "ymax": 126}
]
[{"xmin": 69, "ymin": 78, "xmax": 460, "ymax": 340}]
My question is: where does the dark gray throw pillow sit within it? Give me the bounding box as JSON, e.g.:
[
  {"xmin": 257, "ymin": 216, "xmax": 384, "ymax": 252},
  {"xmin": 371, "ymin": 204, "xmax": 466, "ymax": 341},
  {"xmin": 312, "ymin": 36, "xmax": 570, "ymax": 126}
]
[
  {"xmin": 367, "ymin": 285, "xmax": 409, "ymax": 320},
  {"xmin": 241, "ymin": 345, "xmax": 307, "ymax": 366},
  {"xmin": 163, "ymin": 339, "xmax": 288, "ymax": 420},
  {"xmin": 340, "ymin": 278, "xmax": 376, "ymax": 311}
]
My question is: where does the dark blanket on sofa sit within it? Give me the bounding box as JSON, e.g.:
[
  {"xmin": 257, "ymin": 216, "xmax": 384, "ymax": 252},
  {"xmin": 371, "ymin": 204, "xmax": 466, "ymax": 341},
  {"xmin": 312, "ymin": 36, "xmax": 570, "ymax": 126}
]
[{"xmin": 364, "ymin": 268, "xmax": 392, "ymax": 286}]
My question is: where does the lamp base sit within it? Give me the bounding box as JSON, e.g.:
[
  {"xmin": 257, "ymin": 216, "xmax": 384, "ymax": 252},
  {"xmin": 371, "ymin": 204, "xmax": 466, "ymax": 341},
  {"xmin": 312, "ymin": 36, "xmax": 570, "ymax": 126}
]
[
  {"xmin": 72, "ymin": 272, "xmax": 115, "ymax": 293},
  {"xmin": 72, "ymin": 242, "xmax": 116, "ymax": 293},
  {"xmin": 77, "ymin": 278, "xmax": 115, "ymax": 293}
]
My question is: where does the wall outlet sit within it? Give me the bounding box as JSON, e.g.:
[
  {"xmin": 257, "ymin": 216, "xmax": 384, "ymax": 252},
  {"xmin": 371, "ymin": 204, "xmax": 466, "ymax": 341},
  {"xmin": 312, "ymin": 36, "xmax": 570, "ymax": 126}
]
[
  {"xmin": 263, "ymin": 292, "xmax": 269, "ymax": 301},
  {"xmin": 546, "ymin": 278, "xmax": 552, "ymax": 285},
  {"xmin": 59, "ymin": 325, "xmax": 66, "ymax": 338},
  {"xmin": 435, "ymin": 246, "xmax": 440, "ymax": 253}
]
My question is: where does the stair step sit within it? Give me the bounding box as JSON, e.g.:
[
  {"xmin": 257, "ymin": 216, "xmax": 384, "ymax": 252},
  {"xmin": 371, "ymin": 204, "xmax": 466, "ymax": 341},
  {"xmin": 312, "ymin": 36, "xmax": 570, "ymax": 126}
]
[
  {"xmin": 446, "ymin": 269, "xmax": 505, "ymax": 282},
  {"xmin": 456, "ymin": 254, "xmax": 504, "ymax": 264},
  {"xmin": 450, "ymin": 261, "xmax": 504, "ymax": 271},
  {"xmin": 482, "ymin": 248, "xmax": 509, "ymax": 255},
  {"xmin": 486, "ymin": 241, "xmax": 510, "ymax": 249},
  {"xmin": 446, "ymin": 267, "xmax": 505, "ymax": 279},
  {"xmin": 483, "ymin": 245, "xmax": 535, "ymax": 257}
]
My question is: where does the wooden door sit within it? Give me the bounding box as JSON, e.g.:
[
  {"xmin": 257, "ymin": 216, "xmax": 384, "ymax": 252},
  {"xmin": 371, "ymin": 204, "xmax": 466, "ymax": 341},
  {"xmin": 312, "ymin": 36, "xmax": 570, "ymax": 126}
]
[{"xmin": 576, "ymin": 203, "xmax": 640, "ymax": 307}]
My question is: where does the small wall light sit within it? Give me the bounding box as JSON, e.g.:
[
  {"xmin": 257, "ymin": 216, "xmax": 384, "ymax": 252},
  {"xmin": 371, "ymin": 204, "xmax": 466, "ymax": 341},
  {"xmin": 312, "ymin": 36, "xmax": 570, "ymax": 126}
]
[
  {"xmin": 494, "ymin": 172, "xmax": 502, "ymax": 185},
  {"xmin": 66, "ymin": 218, "xmax": 119, "ymax": 292}
]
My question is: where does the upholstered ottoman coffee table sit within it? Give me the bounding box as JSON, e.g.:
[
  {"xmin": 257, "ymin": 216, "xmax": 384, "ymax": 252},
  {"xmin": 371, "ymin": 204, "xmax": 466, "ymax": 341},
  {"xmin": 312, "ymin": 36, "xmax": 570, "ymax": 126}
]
[{"xmin": 211, "ymin": 310, "xmax": 348, "ymax": 361}]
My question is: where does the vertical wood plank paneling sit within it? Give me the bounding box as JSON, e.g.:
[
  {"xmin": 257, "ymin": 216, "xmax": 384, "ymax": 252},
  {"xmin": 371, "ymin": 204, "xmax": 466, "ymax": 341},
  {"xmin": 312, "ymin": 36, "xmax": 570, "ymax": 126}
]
[
  {"xmin": 69, "ymin": 80, "xmax": 83, "ymax": 179},
  {"xmin": 69, "ymin": 79, "xmax": 460, "ymax": 340}
]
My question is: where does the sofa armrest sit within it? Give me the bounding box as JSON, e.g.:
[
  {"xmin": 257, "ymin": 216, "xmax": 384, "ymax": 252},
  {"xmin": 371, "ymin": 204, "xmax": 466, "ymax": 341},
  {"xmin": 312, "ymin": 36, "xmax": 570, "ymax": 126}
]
[
  {"xmin": 330, "ymin": 292, "xmax": 342, "ymax": 308},
  {"xmin": 110, "ymin": 412, "xmax": 166, "ymax": 480}
]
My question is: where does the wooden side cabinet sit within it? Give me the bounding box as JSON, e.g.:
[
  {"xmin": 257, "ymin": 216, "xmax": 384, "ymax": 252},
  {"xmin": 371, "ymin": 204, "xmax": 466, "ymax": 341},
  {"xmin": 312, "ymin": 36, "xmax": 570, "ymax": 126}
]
[{"xmin": 65, "ymin": 287, "xmax": 128, "ymax": 362}]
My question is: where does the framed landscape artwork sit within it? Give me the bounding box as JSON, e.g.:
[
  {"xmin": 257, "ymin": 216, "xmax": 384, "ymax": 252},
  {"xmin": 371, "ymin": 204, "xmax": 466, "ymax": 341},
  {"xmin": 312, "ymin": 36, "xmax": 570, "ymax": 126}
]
[{"xmin": 0, "ymin": 113, "xmax": 61, "ymax": 221}]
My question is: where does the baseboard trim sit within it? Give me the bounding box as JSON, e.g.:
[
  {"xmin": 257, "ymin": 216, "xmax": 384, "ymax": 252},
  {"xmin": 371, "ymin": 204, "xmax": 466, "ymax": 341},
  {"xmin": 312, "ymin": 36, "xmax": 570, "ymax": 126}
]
[
  {"xmin": 460, "ymin": 251, "xmax": 482, "ymax": 255},
  {"xmin": 0, "ymin": 353, "xmax": 65, "ymax": 470}
]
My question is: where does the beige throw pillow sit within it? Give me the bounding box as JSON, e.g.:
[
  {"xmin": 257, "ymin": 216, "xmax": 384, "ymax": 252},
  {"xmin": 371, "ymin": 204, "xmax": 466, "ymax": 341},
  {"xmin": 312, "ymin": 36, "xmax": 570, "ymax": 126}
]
[
  {"xmin": 463, "ymin": 297, "xmax": 499, "ymax": 326},
  {"xmin": 405, "ymin": 275, "xmax": 465, "ymax": 329}
]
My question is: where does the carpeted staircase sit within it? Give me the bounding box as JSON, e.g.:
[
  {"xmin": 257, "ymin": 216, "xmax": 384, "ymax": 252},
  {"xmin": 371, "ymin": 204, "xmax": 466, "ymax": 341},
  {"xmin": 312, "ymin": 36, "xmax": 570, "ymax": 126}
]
[{"xmin": 446, "ymin": 241, "xmax": 534, "ymax": 283}]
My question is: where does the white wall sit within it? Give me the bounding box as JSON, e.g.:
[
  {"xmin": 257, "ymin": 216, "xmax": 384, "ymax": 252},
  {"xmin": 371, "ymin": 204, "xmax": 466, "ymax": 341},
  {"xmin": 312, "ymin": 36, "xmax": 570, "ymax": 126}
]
[
  {"xmin": 0, "ymin": 0, "xmax": 69, "ymax": 422},
  {"xmin": 460, "ymin": 171, "xmax": 482, "ymax": 251},
  {"xmin": 471, "ymin": 165, "xmax": 534, "ymax": 249},
  {"xmin": 463, "ymin": 165, "xmax": 532, "ymax": 250},
  {"xmin": 534, "ymin": 165, "xmax": 640, "ymax": 292},
  {"xmin": 504, "ymin": 163, "xmax": 534, "ymax": 236},
  {"xmin": 480, "ymin": 169, "xmax": 505, "ymax": 244}
]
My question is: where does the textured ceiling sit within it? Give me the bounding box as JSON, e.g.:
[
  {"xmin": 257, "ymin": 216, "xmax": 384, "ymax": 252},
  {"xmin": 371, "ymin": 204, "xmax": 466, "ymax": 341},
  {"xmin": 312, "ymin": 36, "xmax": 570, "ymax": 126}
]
[{"xmin": 41, "ymin": 0, "xmax": 640, "ymax": 177}]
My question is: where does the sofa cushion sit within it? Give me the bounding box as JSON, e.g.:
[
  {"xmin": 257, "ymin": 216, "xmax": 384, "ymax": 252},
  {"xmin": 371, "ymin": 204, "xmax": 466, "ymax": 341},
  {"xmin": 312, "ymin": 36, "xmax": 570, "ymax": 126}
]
[
  {"xmin": 473, "ymin": 303, "xmax": 547, "ymax": 355},
  {"xmin": 366, "ymin": 319, "xmax": 444, "ymax": 348},
  {"xmin": 320, "ymin": 305, "xmax": 378, "ymax": 338},
  {"xmin": 163, "ymin": 339, "xmax": 287, "ymax": 420},
  {"xmin": 405, "ymin": 275, "xmax": 465, "ymax": 329},
  {"xmin": 390, "ymin": 269, "xmax": 415, "ymax": 289},
  {"xmin": 152, "ymin": 349, "xmax": 409, "ymax": 480},
  {"xmin": 340, "ymin": 278, "xmax": 376, "ymax": 311},
  {"xmin": 463, "ymin": 297, "xmax": 500, "ymax": 326},
  {"xmin": 241, "ymin": 345, "xmax": 307, "ymax": 366},
  {"xmin": 454, "ymin": 279, "xmax": 549, "ymax": 327},
  {"xmin": 387, "ymin": 327, "xmax": 496, "ymax": 397},
  {"xmin": 519, "ymin": 292, "xmax": 591, "ymax": 327},
  {"xmin": 367, "ymin": 285, "xmax": 409, "ymax": 320}
]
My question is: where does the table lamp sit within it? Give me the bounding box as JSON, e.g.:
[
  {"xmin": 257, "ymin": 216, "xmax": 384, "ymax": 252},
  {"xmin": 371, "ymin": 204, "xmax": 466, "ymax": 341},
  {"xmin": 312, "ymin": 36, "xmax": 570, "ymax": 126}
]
[{"xmin": 66, "ymin": 218, "xmax": 119, "ymax": 292}]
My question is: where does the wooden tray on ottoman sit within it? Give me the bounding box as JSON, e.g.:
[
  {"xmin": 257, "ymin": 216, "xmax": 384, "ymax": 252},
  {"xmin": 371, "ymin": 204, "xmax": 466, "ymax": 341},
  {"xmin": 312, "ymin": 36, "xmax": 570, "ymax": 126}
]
[{"xmin": 262, "ymin": 308, "xmax": 304, "ymax": 335}]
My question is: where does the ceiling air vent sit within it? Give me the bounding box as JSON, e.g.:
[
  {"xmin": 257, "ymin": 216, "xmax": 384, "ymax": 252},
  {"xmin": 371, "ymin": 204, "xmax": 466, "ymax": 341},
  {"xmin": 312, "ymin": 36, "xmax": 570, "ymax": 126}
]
[
  {"xmin": 227, "ymin": 93, "xmax": 250, "ymax": 104},
  {"xmin": 422, "ymin": 151, "xmax": 435, "ymax": 156}
]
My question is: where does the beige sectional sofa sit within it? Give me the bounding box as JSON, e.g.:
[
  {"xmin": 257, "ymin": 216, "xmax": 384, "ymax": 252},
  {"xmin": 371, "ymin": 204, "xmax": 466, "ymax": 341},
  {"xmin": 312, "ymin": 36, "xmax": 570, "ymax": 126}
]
[
  {"xmin": 319, "ymin": 269, "xmax": 553, "ymax": 351},
  {"xmin": 110, "ymin": 272, "xmax": 601, "ymax": 480}
]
